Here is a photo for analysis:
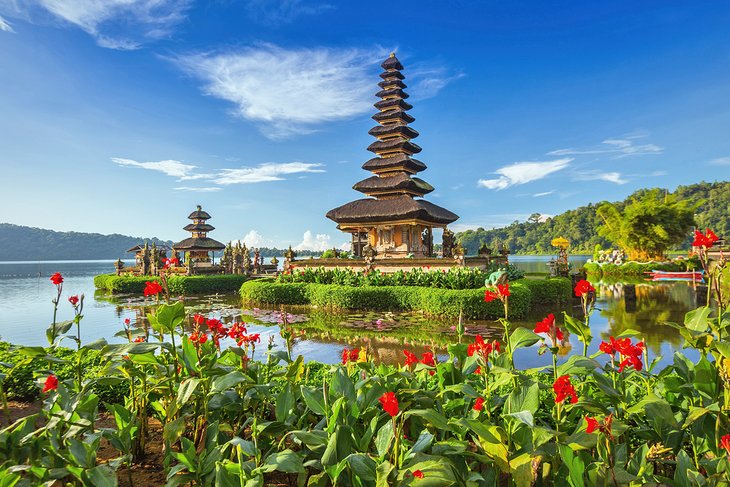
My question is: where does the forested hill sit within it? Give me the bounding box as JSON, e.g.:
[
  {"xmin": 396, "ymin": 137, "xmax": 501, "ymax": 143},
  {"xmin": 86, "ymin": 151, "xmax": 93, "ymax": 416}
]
[
  {"xmin": 456, "ymin": 181, "xmax": 730, "ymax": 255},
  {"xmin": 0, "ymin": 224, "xmax": 172, "ymax": 261}
]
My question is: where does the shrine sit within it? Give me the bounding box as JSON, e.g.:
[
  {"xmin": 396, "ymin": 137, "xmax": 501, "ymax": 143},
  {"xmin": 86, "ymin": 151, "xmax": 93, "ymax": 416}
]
[{"xmin": 173, "ymin": 205, "xmax": 225, "ymax": 272}]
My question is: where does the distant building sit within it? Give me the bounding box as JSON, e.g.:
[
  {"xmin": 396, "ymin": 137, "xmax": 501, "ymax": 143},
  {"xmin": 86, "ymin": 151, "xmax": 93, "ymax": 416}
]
[
  {"xmin": 326, "ymin": 54, "xmax": 459, "ymax": 258},
  {"xmin": 174, "ymin": 205, "xmax": 225, "ymax": 265}
]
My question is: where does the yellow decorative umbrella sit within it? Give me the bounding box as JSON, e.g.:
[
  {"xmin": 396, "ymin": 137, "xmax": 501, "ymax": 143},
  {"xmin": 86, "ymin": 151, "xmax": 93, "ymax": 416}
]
[{"xmin": 551, "ymin": 237, "xmax": 570, "ymax": 249}]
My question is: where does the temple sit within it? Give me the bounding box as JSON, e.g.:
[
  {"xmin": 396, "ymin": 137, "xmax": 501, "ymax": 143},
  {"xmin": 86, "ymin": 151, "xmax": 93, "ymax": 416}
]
[
  {"xmin": 326, "ymin": 53, "xmax": 459, "ymax": 258},
  {"xmin": 173, "ymin": 205, "xmax": 225, "ymax": 268}
]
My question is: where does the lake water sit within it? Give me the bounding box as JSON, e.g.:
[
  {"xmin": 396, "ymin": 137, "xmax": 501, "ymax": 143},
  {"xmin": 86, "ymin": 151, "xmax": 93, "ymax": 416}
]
[{"xmin": 0, "ymin": 257, "xmax": 701, "ymax": 368}]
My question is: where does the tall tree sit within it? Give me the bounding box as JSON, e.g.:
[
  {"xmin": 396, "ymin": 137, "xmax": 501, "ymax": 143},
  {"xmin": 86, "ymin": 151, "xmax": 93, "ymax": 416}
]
[{"xmin": 596, "ymin": 189, "xmax": 696, "ymax": 261}]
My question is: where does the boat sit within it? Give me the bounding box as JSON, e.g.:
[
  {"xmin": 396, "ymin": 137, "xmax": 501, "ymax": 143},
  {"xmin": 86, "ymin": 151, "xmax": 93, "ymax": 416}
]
[{"xmin": 647, "ymin": 270, "xmax": 704, "ymax": 282}]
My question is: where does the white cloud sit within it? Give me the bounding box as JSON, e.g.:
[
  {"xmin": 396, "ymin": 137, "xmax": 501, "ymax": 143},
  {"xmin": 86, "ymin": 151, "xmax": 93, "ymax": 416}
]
[
  {"xmin": 533, "ymin": 190, "xmax": 555, "ymax": 197},
  {"xmin": 478, "ymin": 158, "xmax": 572, "ymax": 190},
  {"xmin": 212, "ymin": 162, "xmax": 325, "ymax": 185},
  {"xmin": 173, "ymin": 186, "xmax": 222, "ymax": 192},
  {"xmin": 294, "ymin": 230, "xmax": 333, "ymax": 251},
  {"xmin": 174, "ymin": 44, "xmax": 387, "ymax": 139},
  {"xmin": 573, "ymin": 170, "xmax": 627, "ymax": 185},
  {"xmin": 710, "ymin": 157, "xmax": 730, "ymax": 166},
  {"xmin": 1, "ymin": 0, "xmax": 190, "ymax": 49},
  {"xmin": 239, "ymin": 230, "xmax": 270, "ymax": 248},
  {"xmin": 407, "ymin": 66, "xmax": 465, "ymax": 100},
  {"xmin": 112, "ymin": 157, "xmax": 198, "ymax": 179},
  {"xmin": 0, "ymin": 15, "xmax": 14, "ymax": 32},
  {"xmin": 549, "ymin": 134, "xmax": 663, "ymax": 159}
]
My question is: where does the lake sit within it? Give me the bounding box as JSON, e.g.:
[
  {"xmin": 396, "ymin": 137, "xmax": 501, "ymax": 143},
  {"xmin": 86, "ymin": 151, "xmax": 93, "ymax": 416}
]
[{"xmin": 0, "ymin": 257, "xmax": 700, "ymax": 368}]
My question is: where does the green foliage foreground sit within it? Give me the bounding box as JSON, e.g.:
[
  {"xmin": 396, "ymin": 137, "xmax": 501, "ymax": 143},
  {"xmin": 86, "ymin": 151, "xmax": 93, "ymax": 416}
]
[
  {"xmin": 240, "ymin": 277, "xmax": 571, "ymax": 319},
  {"xmin": 94, "ymin": 273, "xmax": 247, "ymax": 294},
  {"xmin": 584, "ymin": 258, "xmax": 699, "ymax": 277}
]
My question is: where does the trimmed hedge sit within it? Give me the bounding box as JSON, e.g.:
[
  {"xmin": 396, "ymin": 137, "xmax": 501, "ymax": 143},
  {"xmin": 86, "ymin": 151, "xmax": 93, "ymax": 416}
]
[
  {"xmin": 240, "ymin": 278, "xmax": 571, "ymax": 319},
  {"xmin": 94, "ymin": 273, "xmax": 247, "ymax": 294},
  {"xmin": 584, "ymin": 259, "xmax": 699, "ymax": 277}
]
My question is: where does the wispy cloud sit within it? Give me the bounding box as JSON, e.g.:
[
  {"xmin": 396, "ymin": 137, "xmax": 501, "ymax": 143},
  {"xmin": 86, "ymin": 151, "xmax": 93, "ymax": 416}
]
[
  {"xmin": 533, "ymin": 190, "xmax": 555, "ymax": 197},
  {"xmin": 0, "ymin": 15, "xmax": 14, "ymax": 32},
  {"xmin": 112, "ymin": 158, "xmax": 198, "ymax": 178},
  {"xmin": 243, "ymin": 0, "xmax": 333, "ymax": 25},
  {"xmin": 407, "ymin": 66, "xmax": 465, "ymax": 100},
  {"xmin": 710, "ymin": 157, "xmax": 730, "ymax": 166},
  {"xmin": 1, "ymin": 0, "xmax": 191, "ymax": 49},
  {"xmin": 478, "ymin": 158, "xmax": 572, "ymax": 190},
  {"xmin": 174, "ymin": 44, "xmax": 386, "ymax": 139},
  {"xmin": 573, "ymin": 170, "xmax": 627, "ymax": 185},
  {"xmin": 549, "ymin": 134, "xmax": 663, "ymax": 159},
  {"xmin": 112, "ymin": 158, "xmax": 325, "ymax": 186},
  {"xmin": 213, "ymin": 162, "xmax": 325, "ymax": 184},
  {"xmin": 173, "ymin": 186, "xmax": 222, "ymax": 192}
]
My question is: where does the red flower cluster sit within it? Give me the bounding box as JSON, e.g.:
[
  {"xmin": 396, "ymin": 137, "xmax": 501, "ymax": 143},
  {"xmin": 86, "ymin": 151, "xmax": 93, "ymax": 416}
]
[
  {"xmin": 68, "ymin": 295, "xmax": 79, "ymax": 306},
  {"xmin": 379, "ymin": 392, "xmax": 399, "ymax": 417},
  {"xmin": 534, "ymin": 313, "xmax": 564, "ymax": 346},
  {"xmin": 193, "ymin": 314, "xmax": 205, "ymax": 326},
  {"xmin": 553, "ymin": 375, "xmax": 578, "ymax": 404},
  {"xmin": 206, "ymin": 318, "xmax": 225, "ymax": 334},
  {"xmin": 133, "ymin": 336, "xmax": 146, "ymax": 343},
  {"xmin": 692, "ymin": 228, "xmax": 719, "ymax": 248},
  {"xmin": 143, "ymin": 281, "xmax": 163, "ymax": 296},
  {"xmin": 342, "ymin": 347, "xmax": 360, "ymax": 365},
  {"xmin": 190, "ymin": 331, "xmax": 208, "ymax": 344},
  {"xmin": 411, "ymin": 470, "xmax": 424, "ymax": 479},
  {"xmin": 585, "ymin": 414, "xmax": 613, "ymax": 438},
  {"xmin": 162, "ymin": 257, "xmax": 180, "ymax": 269},
  {"xmin": 599, "ymin": 336, "xmax": 644, "ymax": 372},
  {"xmin": 574, "ymin": 279, "xmax": 595, "ymax": 298},
  {"xmin": 720, "ymin": 434, "xmax": 730, "ymax": 457},
  {"xmin": 403, "ymin": 350, "xmax": 418, "ymax": 367},
  {"xmin": 43, "ymin": 374, "xmax": 58, "ymax": 393},
  {"xmin": 467, "ymin": 335, "xmax": 500, "ymax": 359},
  {"xmin": 421, "ymin": 351, "xmax": 436, "ymax": 375},
  {"xmin": 484, "ymin": 283, "xmax": 510, "ymax": 303},
  {"xmin": 50, "ymin": 272, "xmax": 63, "ymax": 285},
  {"xmin": 473, "ymin": 397, "xmax": 485, "ymax": 411}
]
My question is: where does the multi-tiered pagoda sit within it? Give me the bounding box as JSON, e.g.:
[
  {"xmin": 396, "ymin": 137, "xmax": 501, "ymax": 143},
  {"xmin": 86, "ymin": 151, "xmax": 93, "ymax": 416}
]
[
  {"xmin": 327, "ymin": 53, "xmax": 459, "ymax": 258},
  {"xmin": 174, "ymin": 205, "xmax": 225, "ymax": 263}
]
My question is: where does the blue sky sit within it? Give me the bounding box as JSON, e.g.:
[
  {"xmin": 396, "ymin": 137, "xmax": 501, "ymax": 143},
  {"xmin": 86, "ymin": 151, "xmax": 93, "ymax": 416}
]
[{"xmin": 1, "ymin": 1, "xmax": 729, "ymax": 251}]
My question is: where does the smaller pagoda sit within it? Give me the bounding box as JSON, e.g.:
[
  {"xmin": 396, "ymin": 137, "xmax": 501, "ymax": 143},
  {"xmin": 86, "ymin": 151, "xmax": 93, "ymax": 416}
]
[{"xmin": 173, "ymin": 205, "xmax": 225, "ymax": 265}]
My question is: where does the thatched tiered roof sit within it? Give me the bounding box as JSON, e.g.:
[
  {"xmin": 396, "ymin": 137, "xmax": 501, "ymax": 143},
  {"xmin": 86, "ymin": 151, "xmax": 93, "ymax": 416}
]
[
  {"xmin": 174, "ymin": 205, "xmax": 225, "ymax": 251},
  {"xmin": 327, "ymin": 53, "xmax": 459, "ymax": 226}
]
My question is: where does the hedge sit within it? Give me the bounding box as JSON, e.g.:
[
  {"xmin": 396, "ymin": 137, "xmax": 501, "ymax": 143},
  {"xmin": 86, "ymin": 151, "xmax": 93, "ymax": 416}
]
[
  {"xmin": 583, "ymin": 259, "xmax": 699, "ymax": 277},
  {"xmin": 94, "ymin": 273, "xmax": 247, "ymax": 294},
  {"xmin": 240, "ymin": 278, "xmax": 572, "ymax": 319}
]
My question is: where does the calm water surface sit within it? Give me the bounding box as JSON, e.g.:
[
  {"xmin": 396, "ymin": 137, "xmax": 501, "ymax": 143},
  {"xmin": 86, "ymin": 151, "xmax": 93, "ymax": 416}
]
[{"xmin": 0, "ymin": 258, "xmax": 701, "ymax": 368}]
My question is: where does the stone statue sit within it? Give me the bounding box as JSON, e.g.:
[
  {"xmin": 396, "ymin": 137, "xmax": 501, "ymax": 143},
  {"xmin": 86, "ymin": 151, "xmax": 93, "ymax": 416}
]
[
  {"xmin": 453, "ymin": 243, "xmax": 465, "ymax": 265},
  {"xmin": 421, "ymin": 228, "xmax": 433, "ymax": 257},
  {"xmin": 442, "ymin": 228, "xmax": 455, "ymax": 258},
  {"xmin": 141, "ymin": 243, "xmax": 151, "ymax": 276},
  {"xmin": 242, "ymin": 244, "xmax": 252, "ymax": 274},
  {"xmin": 362, "ymin": 243, "xmax": 377, "ymax": 263},
  {"xmin": 478, "ymin": 242, "xmax": 492, "ymax": 257},
  {"xmin": 115, "ymin": 258, "xmax": 124, "ymax": 276},
  {"xmin": 221, "ymin": 243, "xmax": 233, "ymax": 274},
  {"xmin": 485, "ymin": 268, "xmax": 508, "ymax": 287},
  {"xmin": 253, "ymin": 249, "xmax": 261, "ymax": 273}
]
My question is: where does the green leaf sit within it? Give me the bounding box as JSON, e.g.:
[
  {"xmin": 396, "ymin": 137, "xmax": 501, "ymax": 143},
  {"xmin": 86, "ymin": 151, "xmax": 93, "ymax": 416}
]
[
  {"xmin": 505, "ymin": 410, "xmax": 534, "ymax": 428},
  {"xmin": 322, "ymin": 425, "xmax": 354, "ymax": 467},
  {"xmin": 176, "ymin": 378, "xmax": 201, "ymax": 407},
  {"xmin": 375, "ymin": 420, "xmax": 394, "ymax": 458},
  {"xmin": 563, "ymin": 312, "xmax": 592, "ymax": 345},
  {"xmin": 84, "ymin": 465, "xmax": 117, "ymax": 487},
  {"xmin": 301, "ymin": 386, "xmax": 326, "ymax": 415},
  {"xmin": 558, "ymin": 355, "xmax": 600, "ymax": 376},
  {"xmin": 504, "ymin": 380, "xmax": 539, "ymax": 415},
  {"xmin": 509, "ymin": 327, "xmax": 541, "ymax": 351},
  {"xmin": 151, "ymin": 301, "xmax": 186, "ymax": 334},
  {"xmin": 685, "ymin": 306, "xmax": 712, "ymax": 332},
  {"xmin": 404, "ymin": 409, "xmax": 452, "ymax": 432},
  {"xmin": 376, "ymin": 461, "xmax": 394, "ymax": 487},
  {"xmin": 163, "ymin": 417, "xmax": 186, "ymax": 444},
  {"xmin": 211, "ymin": 371, "xmax": 249, "ymax": 394},
  {"xmin": 261, "ymin": 449, "xmax": 304, "ymax": 474},
  {"xmin": 275, "ymin": 384, "xmax": 296, "ymax": 422},
  {"xmin": 346, "ymin": 453, "xmax": 376, "ymax": 481}
]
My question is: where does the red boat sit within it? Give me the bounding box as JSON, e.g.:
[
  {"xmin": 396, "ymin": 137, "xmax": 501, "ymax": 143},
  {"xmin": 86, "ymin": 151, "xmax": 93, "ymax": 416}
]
[{"xmin": 646, "ymin": 270, "xmax": 704, "ymax": 282}]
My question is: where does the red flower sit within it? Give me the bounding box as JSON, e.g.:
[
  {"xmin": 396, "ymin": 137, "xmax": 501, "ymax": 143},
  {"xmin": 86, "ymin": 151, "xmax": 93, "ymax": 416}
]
[
  {"xmin": 163, "ymin": 257, "xmax": 180, "ymax": 269},
  {"xmin": 421, "ymin": 351, "xmax": 436, "ymax": 375},
  {"xmin": 603, "ymin": 336, "xmax": 644, "ymax": 372},
  {"xmin": 206, "ymin": 318, "xmax": 225, "ymax": 333},
  {"xmin": 124, "ymin": 318, "xmax": 131, "ymax": 325},
  {"xmin": 497, "ymin": 283, "xmax": 510, "ymax": 297},
  {"xmin": 50, "ymin": 272, "xmax": 64, "ymax": 285},
  {"xmin": 474, "ymin": 366, "xmax": 482, "ymax": 374},
  {"xmin": 342, "ymin": 347, "xmax": 359, "ymax": 365},
  {"xmin": 68, "ymin": 295, "xmax": 79, "ymax": 306},
  {"xmin": 143, "ymin": 281, "xmax": 163, "ymax": 296},
  {"xmin": 43, "ymin": 374, "xmax": 58, "ymax": 393},
  {"xmin": 574, "ymin": 279, "xmax": 595, "ymax": 297},
  {"xmin": 484, "ymin": 290, "xmax": 498, "ymax": 302},
  {"xmin": 133, "ymin": 336, "xmax": 146, "ymax": 343},
  {"xmin": 190, "ymin": 332, "xmax": 208, "ymax": 344},
  {"xmin": 585, "ymin": 416, "xmax": 599, "ymax": 433},
  {"xmin": 553, "ymin": 375, "xmax": 578, "ymax": 404},
  {"xmin": 473, "ymin": 397, "xmax": 485, "ymax": 411},
  {"xmin": 403, "ymin": 350, "xmax": 418, "ymax": 367},
  {"xmin": 534, "ymin": 313, "xmax": 564, "ymax": 345},
  {"xmin": 720, "ymin": 434, "xmax": 730, "ymax": 456},
  {"xmin": 467, "ymin": 335, "xmax": 500, "ymax": 359},
  {"xmin": 379, "ymin": 392, "xmax": 399, "ymax": 417},
  {"xmin": 193, "ymin": 314, "xmax": 205, "ymax": 326},
  {"xmin": 693, "ymin": 228, "xmax": 720, "ymax": 248},
  {"xmin": 599, "ymin": 339, "xmax": 616, "ymax": 355},
  {"xmin": 412, "ymin": 470, "xmax": 424, "ymax": 479}
]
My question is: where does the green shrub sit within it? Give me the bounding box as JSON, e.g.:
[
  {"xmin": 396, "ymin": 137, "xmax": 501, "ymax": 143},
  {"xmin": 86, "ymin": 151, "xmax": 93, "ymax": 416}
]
[
  {"xmin": 584, "ymin": 258, "xmax": 699, "ymax": 277},
  {"xmin": 240, "ymin": 278, "xmax": 566, "ymax": 319},
  {"xmin": 94, "ymin": 274, "xmax": 247, "ymax": 294},
  {"xmin": 0, "ymin": 342, "xmax": 127, "ymax": 403}
]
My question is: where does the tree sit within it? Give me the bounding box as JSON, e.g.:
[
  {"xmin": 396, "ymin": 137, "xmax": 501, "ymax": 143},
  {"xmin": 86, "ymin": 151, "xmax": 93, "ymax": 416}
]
[{"xmin": 596, "ymin": 189, "xmax": 696, "ymax": 261}]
